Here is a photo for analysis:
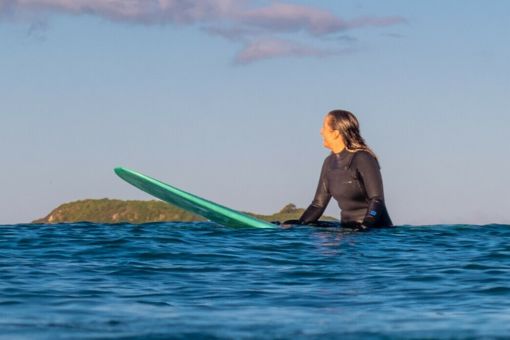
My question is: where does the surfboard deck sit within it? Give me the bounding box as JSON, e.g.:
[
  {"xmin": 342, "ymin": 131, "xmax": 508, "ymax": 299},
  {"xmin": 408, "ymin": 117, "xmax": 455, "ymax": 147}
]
[{"xmin": 114, "ymin": 167, "xmax": 276, "ymax": 228}]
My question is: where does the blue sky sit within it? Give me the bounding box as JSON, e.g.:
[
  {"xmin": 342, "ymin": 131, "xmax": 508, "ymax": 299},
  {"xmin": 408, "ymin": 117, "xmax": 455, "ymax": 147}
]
[{"xmin": 1, "ymin": 0, "xmax": 509, "ymax": 225}]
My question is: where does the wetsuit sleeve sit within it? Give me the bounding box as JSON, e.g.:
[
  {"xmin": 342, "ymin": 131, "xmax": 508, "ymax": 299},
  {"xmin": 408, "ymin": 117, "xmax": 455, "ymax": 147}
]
[
  {"xmin": 299, "ymin": 158, "xmax": 332, "ymax": 224},
  {"xmin": 355, "ymin": 152, "xmax": 386, "ymax": 227}
]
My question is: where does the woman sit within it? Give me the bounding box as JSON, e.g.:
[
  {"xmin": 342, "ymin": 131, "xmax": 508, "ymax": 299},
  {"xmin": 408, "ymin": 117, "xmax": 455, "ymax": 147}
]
[{"xmin": 294, "ymin": 110, "xmax": 393, "ymax": 229}]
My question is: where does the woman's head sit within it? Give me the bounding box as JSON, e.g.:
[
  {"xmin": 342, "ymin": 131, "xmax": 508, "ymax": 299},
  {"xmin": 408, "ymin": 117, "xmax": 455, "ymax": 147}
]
[{"xmin": 321, "ymin": 109, "xmax": 377, "ymax": 158}]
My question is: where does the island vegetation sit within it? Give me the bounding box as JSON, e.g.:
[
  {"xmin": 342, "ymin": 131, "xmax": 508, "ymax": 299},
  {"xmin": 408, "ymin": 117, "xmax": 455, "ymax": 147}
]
[{"xmin": 33, "ymin": 199, "xmax": 337, "ymax": 224}]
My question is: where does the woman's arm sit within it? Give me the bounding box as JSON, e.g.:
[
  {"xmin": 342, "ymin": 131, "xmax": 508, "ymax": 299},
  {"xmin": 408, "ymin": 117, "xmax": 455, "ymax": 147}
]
[
  {"xmin": 354, "ymin": 151, "xmax": 386, "ymax": 227},
  {"xmin": 298, "ymin": 158, "xmax": 332, "ymax": 224}
]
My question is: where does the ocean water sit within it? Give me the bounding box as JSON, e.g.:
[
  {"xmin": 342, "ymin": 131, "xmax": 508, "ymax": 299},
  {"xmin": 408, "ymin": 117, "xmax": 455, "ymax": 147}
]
[{"xmin": 1, "ymin": 223, "xmax": 510, "ymax": 339}]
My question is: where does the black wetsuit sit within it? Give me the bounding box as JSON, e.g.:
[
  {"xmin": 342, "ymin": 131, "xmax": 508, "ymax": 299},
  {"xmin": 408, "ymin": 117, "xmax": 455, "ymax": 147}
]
[{"xmin": 299, "ymin": 149, "xmax": 393, "ymax": 228}]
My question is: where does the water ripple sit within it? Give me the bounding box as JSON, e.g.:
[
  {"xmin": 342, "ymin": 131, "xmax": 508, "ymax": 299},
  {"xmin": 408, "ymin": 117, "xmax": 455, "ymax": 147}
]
[{"xmin": 1, "ymin": 223, "xmax": 510, "ymax": 338}]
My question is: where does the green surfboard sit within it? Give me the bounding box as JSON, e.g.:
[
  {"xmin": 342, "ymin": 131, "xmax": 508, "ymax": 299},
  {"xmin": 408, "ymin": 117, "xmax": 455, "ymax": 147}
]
[{"xmin": 114, "ymin": 167, "xmax": 276, "ymax": 228}]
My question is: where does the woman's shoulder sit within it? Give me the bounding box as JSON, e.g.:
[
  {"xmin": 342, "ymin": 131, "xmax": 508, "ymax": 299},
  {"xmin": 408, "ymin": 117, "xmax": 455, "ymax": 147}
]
[
  {"xmin": 352, "ymin": 149, "xmax": 374, "ymax": 158},
  {"xmin": 351, "ymin": 149, "xmax": 380, "ymax": 168}
]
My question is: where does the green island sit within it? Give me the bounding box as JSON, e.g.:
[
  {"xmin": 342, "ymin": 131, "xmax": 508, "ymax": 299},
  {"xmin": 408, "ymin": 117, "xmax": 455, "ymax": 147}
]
[{"xmin": 33, "ymin": 199, "xmax": 337, "ymax": 224}]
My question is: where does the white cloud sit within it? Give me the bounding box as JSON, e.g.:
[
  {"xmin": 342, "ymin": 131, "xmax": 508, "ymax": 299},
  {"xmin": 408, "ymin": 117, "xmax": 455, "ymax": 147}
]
[{"xmin": 1, "ymin": 0, "xmax": 405, "ymax": 63}]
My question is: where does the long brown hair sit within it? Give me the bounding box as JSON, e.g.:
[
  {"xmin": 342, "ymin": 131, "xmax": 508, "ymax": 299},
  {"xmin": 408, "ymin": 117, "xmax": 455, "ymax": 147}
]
[{"xmin": 327, "ymin": 109, "xmax": 378, "ymax": 160}]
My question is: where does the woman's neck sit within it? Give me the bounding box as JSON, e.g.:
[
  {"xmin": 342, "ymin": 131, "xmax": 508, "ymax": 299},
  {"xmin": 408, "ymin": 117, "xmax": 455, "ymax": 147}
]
[{"xmin": 330, "ymin": 143, "xmax": 346, "ymax": 154}]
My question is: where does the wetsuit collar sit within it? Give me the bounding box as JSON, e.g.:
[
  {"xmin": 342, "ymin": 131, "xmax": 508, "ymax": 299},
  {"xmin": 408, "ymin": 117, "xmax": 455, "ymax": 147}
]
[{"xmin": 332, "ymin": 147, "xmax": 350, "ymax": 159}]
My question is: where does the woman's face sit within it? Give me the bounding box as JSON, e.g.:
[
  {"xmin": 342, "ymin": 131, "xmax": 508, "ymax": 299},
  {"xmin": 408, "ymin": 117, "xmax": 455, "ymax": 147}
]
[{"xmin": 320, "ymin": 115, "xmax": 340, "ymax": 150}]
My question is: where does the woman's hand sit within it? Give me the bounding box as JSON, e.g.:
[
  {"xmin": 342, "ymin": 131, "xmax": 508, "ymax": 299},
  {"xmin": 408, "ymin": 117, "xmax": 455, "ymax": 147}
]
[{"xmin": 278, "ymin": 219, "xmax": 302, "ymax": 228}]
